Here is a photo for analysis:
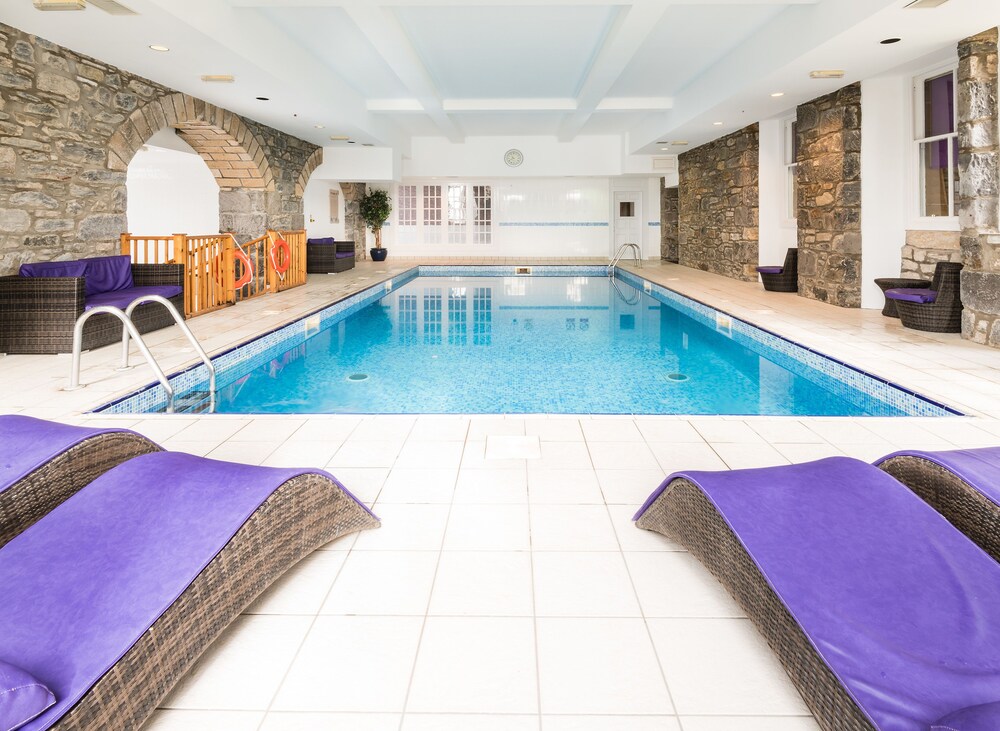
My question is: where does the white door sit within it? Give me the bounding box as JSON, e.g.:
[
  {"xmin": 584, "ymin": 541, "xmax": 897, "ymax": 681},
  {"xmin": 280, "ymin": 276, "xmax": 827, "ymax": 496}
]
[{"xmin": 613, "ymin": 191, "xmax": 642, "ymax": 257}]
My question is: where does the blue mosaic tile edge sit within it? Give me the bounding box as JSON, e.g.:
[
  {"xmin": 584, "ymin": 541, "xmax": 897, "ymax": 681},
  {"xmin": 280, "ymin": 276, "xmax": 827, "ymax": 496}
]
[{"xmin": 97, "ymin": 265, "xmax": 960, "ymax": 417}]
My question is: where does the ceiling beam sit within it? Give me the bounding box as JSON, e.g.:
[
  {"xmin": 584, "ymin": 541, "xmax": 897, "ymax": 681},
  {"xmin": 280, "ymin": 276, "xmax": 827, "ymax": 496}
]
[
  {"xmin": 557, "ymin": 1, "xmax": 670, "ymax": 141},
  {"xmin": 343, "ymin": 4, "xmax": 464, "ymax": 142}
]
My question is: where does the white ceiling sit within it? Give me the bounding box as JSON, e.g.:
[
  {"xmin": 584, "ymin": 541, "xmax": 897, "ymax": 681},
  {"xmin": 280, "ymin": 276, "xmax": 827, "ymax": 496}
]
[{"xmin": 2, "ymin": 0, "xmax": 1000, "ymax": 160}]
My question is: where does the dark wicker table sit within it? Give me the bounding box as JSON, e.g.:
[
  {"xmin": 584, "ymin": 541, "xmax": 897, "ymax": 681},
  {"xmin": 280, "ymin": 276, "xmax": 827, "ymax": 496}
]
[{"xmin": 874, "ymin": 277, "xmax": 932, "ymax": 318}]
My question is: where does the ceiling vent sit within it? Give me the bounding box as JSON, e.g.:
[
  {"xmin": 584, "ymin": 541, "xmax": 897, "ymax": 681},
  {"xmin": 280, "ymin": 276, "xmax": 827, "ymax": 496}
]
[
  {"xmin": 201, "ymin": 75, "xmax": 235, "ymax": 83},
  {"xmin": 809, "ymin": 70, "xmax": 845, "ymax": 79},
  {"xmin": 904, "ymin": 0, "xmax": 950, "ymax": 7},
  {"xmin": 33, "ymin": 0, "xmax": 86, "ymax": 9},
  {"xmin": 34, "ymin": 0, "xmax": 138, "ymax": 13},
  {"xmin": 653, "ymin": 157, "xmax": 677, "ymax": 171}
]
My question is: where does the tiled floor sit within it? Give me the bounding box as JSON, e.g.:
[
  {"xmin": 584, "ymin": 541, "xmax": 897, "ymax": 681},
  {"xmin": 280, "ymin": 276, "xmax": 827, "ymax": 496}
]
[{"xmin": 3, "ymin": 259, "xmax": 998, "ymax": 731}]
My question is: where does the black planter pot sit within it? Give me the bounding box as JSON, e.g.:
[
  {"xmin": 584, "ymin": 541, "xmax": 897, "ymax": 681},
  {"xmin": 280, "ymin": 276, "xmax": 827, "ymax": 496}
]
[{"xmin": 370, "ymin": 248, "xmax": 388, "ymax": 262}]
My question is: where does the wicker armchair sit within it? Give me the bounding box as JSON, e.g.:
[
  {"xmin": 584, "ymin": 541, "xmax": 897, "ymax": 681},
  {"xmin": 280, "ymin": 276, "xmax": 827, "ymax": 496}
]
[
  {"xmin": 307, "ymin": 239, "xmax": 355, "ymax": 273},
  {"xmin": 0, "ymin": 263, "xmax": 184, "ymax": 354},
  {"xmin": 756, "ymin": 248, "xmax": 798, "ymax": 292},
  {"xmin": 886, "ymin": 261, "xmax": 963, "ymax": 333}
]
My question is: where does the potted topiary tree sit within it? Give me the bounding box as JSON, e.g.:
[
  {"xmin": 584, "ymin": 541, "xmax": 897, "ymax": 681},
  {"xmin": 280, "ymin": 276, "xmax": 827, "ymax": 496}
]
[{"xmin": 359, "ymin": 188, "xmax": 392, "ymax": 262}]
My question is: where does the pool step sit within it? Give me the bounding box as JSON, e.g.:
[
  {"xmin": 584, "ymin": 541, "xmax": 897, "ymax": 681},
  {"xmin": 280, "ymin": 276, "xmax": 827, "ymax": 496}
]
[{"xmin": 157, "ymin": 390, "xmax": 214, "ymax": 414}]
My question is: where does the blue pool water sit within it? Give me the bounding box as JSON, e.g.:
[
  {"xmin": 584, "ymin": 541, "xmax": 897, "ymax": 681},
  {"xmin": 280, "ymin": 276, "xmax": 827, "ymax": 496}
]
[{"xmin": 101, "ymin": 268, "xmax": 957, "ymax": 417}]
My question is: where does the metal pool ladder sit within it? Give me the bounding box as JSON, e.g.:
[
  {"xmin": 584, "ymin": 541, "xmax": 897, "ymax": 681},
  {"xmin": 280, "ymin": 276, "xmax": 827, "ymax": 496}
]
[
  {"xmin": 64, "ymin": 295, "xmax": 216, "ymax": 414},
  {"xmin": 608, "ymin": 243, "xmax": 642, "ymax": 276}
]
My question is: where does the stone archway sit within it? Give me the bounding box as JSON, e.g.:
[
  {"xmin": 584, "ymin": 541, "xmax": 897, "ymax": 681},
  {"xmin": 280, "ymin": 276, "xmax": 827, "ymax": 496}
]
[{"xmin": 294, "ymin": 147, "xmax": 324, "ymax": 198}]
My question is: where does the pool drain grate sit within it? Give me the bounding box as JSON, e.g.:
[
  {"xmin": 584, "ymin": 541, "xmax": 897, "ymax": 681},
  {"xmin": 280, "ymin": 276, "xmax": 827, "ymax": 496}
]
[
  {"xmin": 666, "ymin": 373, "xmax": 689, "ymax": 382},
  {"xmin": 347, "ymin": 373, "xmax": 369, "ymax": 382}
]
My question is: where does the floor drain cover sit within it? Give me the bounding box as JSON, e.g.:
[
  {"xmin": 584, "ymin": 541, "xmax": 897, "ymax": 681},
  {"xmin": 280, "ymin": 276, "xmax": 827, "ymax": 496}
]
[
  {"xmin": 347, "ymin": 373, "xmax": 369, "ymax": 382},
  {"xmin": 666, "ymin": 373, "xmax": 689, "ymax": 382}
]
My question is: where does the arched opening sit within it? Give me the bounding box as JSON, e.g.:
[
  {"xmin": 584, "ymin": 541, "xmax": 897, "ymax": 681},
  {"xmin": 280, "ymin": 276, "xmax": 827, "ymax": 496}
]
[{"xmin": 126, "ymin": 128, "xmax": 220, "ymax": 244}]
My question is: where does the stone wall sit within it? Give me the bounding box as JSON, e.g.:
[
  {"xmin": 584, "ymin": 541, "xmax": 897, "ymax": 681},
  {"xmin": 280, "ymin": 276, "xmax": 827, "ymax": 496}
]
[
  {"xmin": 340, "ymin": 182, "xmax": 367, "ymax": 259},
  {"xmin": 0, "ymin": 22, "xmax": 319, "ymax": 273},
  {"xmin": 956, "ymin": 27, "xmax": 1000, "ymax": 347},
  {"xmin": 796, "ymin": 83, "xmax": 862, "ymax": 308},
  {"xmin": 660, "ymin": 181, "xmax": 678, "ymax": 262},
  {"xmin": 900, "ymin": 230, "xmax": 962, "ymax": 278},
  {"xmin": 677, "ymin": 124, "xmax": 759, "ymax": 280}
]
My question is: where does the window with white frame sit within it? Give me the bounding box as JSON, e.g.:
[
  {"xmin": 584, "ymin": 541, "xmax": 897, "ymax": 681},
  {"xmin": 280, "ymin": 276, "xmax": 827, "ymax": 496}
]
[
  {"xmin": 397, "ymin": 182, "xmax": 494, "ymax": 246},
  {"xmin": 914, "ymin": 68, "xmax": 958, "ymax": 218},
  {"xmin": 784, "ymin": 118, "xmax": 798, "ymax": 221}
]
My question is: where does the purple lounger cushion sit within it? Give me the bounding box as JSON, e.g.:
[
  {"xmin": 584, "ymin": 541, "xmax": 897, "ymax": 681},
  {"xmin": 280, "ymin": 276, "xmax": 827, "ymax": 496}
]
[
  {"xmin": 0, "ymin": 416, "xmax": 129, "ymax": 493},
  {"xmin": 756, "ymin": 266, "xmax": 783, "ymax": 274},
  {"xmin": 0, "ymin": 659, "xmax": 55, "ymax": 731},
  {"xmin": 18, "ymin": 260, "xmax": 87, "ymax": 280},
  {"xmin": 307, "ymin": 237, "xmax": 335, "ymax": 245},
  {"xmin": 335, "ymin": 251, "xmax": 354, "ymax": 259},
  {"xmin": 875, "ymin": 446, "xmax": 1000, "ymax": 507},
  {"xmin": 932, "ymin": 702, "xmax": 1000, "ymax": 731},
  {"xmin": 633, "ymin": 456, "xmax": 1000, "ymax": 730},
  {"xmin": 80, "ymin": 255, "xmax": 133, "ymax": 297},
  {"xmin": 0, "ymin": 452, "xmax": 376, "ymax": 731},
  {"xmin": 84, "ymin": 285, "xmax": 183, "ymax": 311},
  {"xmin": 884, "ymin": 287, "xmax": 938, "ymax": 304}
]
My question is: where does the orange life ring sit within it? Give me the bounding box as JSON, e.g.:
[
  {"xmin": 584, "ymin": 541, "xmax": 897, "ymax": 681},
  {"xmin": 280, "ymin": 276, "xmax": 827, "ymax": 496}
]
[
  {"xmin": 233, "ymin": 248, "xmax": 254, "ymax": 289},
  {"xmin": 270, "ymin": 237, "xmax": 291, "ymax": 276}
]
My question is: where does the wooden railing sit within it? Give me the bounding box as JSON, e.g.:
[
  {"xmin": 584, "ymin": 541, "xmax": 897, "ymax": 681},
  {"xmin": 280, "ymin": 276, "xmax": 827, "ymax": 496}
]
[{"xmin": 121, "ymin": 229, "xmax": 308, "ymax": 317}]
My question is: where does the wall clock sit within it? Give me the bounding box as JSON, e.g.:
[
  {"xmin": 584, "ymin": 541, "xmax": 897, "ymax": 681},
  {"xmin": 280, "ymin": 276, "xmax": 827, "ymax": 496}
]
[{"xmin": 504, "ymin": 148, "xmax": 524, "ymax": 167}]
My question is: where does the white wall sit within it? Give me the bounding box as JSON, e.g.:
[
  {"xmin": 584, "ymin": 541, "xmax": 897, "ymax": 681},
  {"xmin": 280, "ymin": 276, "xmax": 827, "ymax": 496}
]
[
  {"xmin": 860, "ymin": 74, "xmax": 910, "ymax": 309},
  {"xmin": 126, "ymin": 131, "xmax": 219, "ymax": 235},
  {"xmin": 758, "ymin": 117, "xmax": 797, "ymax": 268},
  {"xmin": 303, "ymin": 178, "xmax": 346, "ymax": 240}
]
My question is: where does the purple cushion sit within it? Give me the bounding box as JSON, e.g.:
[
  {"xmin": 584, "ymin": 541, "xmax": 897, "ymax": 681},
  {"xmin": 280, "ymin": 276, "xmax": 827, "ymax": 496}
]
[
  {"xmin": 932, "ymin": 702, "xmax": 1000, "ymax": 731},
  {"xmin": 335, "ymin": 251, "xmax": 354, "ymax": 259},
  {"xmin": 307, "ymin": 237, "xmax": 336, "ymax": 245},
  {"xmin": 0, "ymin": 659, "xmax": 55, "ymax": 731},
  {"xmin": 634, "ymin": 457, "xmax": 1000, "ymax": 730},
  {"xmin": 84, "ymin": 286, "xmax": 182, "ymax": 312},
  {"xmin": 876, "ymin": 447, "xmax": 1000, "ymax": 508},
  {"xmin": 18, "ymin": 260, "xmax": 87, "ymax": 280},
  {"xmin": 0, "ymin": 452, "xmax": 375, "ymax": 731},
  {"xmin": 80, "ymin": 255, "xmax": 133, "ymax": 297},
  {"xmin": 0, "ymin": 416, "xmax": 133, "ymax": 494},
  {"xmin": 756, "ymin": 266, "xmax": 783, "ymax": 275},
  {"xmin": 885, "ymin": 288, "xmax": 938, "ymax": 304}
]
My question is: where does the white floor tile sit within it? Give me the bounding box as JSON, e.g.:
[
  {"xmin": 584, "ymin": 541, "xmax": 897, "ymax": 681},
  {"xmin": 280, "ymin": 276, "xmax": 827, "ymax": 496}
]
[
  {"xmin": 247, "ymin": 551, "xmax": 348, "ymax": 615},
  {"xmin": 260, "ymin": 713, "xmax": 401, "ymax": 731},
  {"xmin": 429, "ymin": 551, "xmax": 534, "ymax": 616},
  {"xmin": 648, "ymin": 618, "xmax": 809, "ymax": 716},
  {"xmin": 691, "ymin": 421, "xmax": 764, "ymax": 444},
  {"xmin": 525, "ymin": 419, "xmax": 584, "ymax": 441},
  {"xmin": 163, "ymin": 615, "xmax": 312, "ymax": 710},
  {"xmin": 533, "ymin": 552, "xmax": 641, "ymax": 617},
  {"xmin": 608, "ymin": 505, "xmax": 685, "ymax": 552},
  {"xmin": 528, "ymin": 441, "xmax": 593, "ymax": 471},
  {"xmin": 403, "ymin": 715, "xmax": 538, "ymax": 731},
  {"xmin": 530, "ymin": 505, "xmax": 619, "ymax": 551},
  {"xmin": 582, "ymin": 419, "xmax": 642, "ymax": 442},
  {"xmin": 536, "ymin": 618, "xmax": 673, "ymax": 715},
  {"xmin": 328, "ymin": 439, "xmax": 403, "ymax": 468},
  {"xmin": 272, "ymin": 616, "xmax": 424, "ymax": 712},
  {"xmin": 646, "ymin": 442, "xmax": 725, "ymax": 473},
  {"xmin": 262, "ymin": 440, "xmax": 341, "ymax": 469},
  {"xmin": 322, "ymin": 550, "xmax": 439, "ymax": 615},
  {"xmin": 378, "ymin": 468, "xmax": 458, "ymax": 504},
  {"xmin": 597, "ymin": 469, "xmax": 667, "ymax": 505},
  {"xmin": 528, "ymin": 469, "xmax": 603, "ymax": 504},
  {"xmin": 542, "ymin": 716, "xmax": 681, "ymax": 731},
  {"xmin": 326, "ymin": 467, "xmax": 388, "ymax": 505},
  {"xmin": 145, "ymin": 710, "xmax": 264, "ymax": 731},
  {"xmin": 587, "ymin": 442, "xmax": 660, "ymax": 470},
  {"xmin": 130, "ymin": 418, "xmax": 198, "ymax": 443},
  {"xmin": 409, "ymin": 416, "xmax": 470, "ymax": 441},
  {"xmin": 711, "ymin": 443, "xmax": 790, "ymax": 470},
  {"xmin": 287, "ymin": 417, "xmax": 362, "ymax": 442},
  {"xmin": 230, "ymin": 418, "xmax": 306, "ymax": 442},
  {"xmin": 454, "ymin": 469, "xmax": 529, "ymax": 504},
  {"xmin": 635, "ymin": 419, "xmax": 705, "ymax": 443},
  {"xmin": 748, "ymin": 420, "xmax": 825, "ymax": 444},
  {"xmin": 625, "ymin": 552, "xmax": 744, "ymax": 618},
  {"xmin": 353, "ymin": 504, "xmax": 450, "ymax": 551},
  {"xmin": 469, "ymin": 417, "xmax": 526, "ymax": 439},
  {"xmin": 679, "ymin": 717, "xmax": 820, "ymax": 731},
  {"xmin": 444, "ymin": 504, "xmax": 531, "ymax": 551},
  {"xmin": 206, "ymin": 440, "xmax": 282, "ymax": 465},
  {"xmin": 406, "ymin": 617, "xmax": 538, "ymax": 714},
  {"xmin": 487, "ymin": 435, "xmax": 542, "ymax": 460},
  {"xmin": 394, "ymin": 440, "xmax": 465, "ymax": 469},
  {"xmin": 463, "ymin": 440, "xmax": 529, "ymax": 470}
]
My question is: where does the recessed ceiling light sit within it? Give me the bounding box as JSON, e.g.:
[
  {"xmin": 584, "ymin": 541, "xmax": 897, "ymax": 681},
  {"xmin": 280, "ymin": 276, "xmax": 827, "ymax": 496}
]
[
  {"xmin": 314, "ymin": 124, "xmax": 325, "ymax": 129},
  {"xmin": 347, "ymin": 140, "xmax": 356, "ymax": 144},
  {"xmin": 880, "ymin": 37, "xmax": 902, "ymax": 44},
  {"xmin": 362, "ymin": 143, "xmax": 374, "ymax": 147},
  {"xmin": 809, "ymin": 70, "xmax": 845, "ymax": 79},
  {"xmin": 713, "ymin": 121, "xmax": 723, "ymax": 126},
  {"xmin": 771, "ymin": 91, "xmax": 785, "ymax": 97},
  {"xmin": 660, "ymin": 147, "xmax": 669, "ymax": 151},
  {"xmin": 149, "ymin": 44, "xmax": 169, "ymax": 52},
  {"xmin": 255, "ymin": 96, "xmax": 269, "ymax": 101},
  {"xmin": 201, "ymin": 75, "xmax": 234, "ymax": 83}
]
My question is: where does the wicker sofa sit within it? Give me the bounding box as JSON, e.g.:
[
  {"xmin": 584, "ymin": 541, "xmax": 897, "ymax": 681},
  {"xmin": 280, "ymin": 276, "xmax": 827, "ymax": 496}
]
[
  {"xmin": 884, "ymin": 261, "xmax": 963, "ymax": 333},
  {"xmin": 307, "ymin": 237, "xmax": 355, "ymax": 273},
  {"xmin": 0, "ymin": 255, "xmax": 184, "ymax": 354}
]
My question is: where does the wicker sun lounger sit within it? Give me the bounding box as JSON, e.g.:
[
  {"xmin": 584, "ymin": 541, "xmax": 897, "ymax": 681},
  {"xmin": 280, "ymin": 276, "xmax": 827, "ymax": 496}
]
[
  {"xmin": 634, "ymin": 457, "xmax": 1000, "ymax": 731},
  {"xmin": 0, "ymin": 415, "xmax": 160, "ymax": 548},
  {"xmin": 0, "ymin": 451, "xmax": 379, "ymax": 731},
  {"xmin": 876, "ymin": 446, "xmax": 1000, "ymax": 563},
  {"xmin": 756, "ymin": 248, "xmax": 798, "ymax": 292}
]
